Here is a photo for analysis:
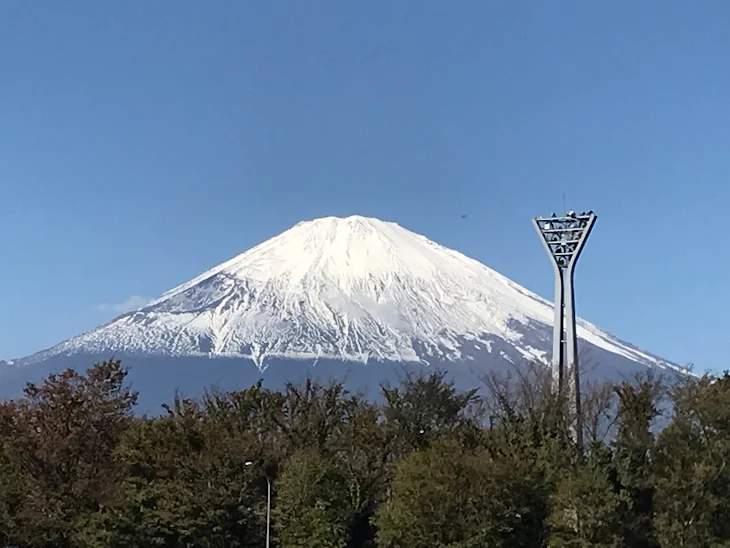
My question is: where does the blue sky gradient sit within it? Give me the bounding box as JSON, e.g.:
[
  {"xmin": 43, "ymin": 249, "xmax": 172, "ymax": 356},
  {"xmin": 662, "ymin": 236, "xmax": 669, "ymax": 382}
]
[{"xmin": 1, "ymin": 1, "xmax": 729, "ymax": 371}]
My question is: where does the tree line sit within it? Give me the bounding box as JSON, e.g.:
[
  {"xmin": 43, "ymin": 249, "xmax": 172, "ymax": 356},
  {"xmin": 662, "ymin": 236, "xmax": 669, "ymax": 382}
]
[{"xmin": 0, "ymin": 359, "xmax": 728, "ymax": 547}]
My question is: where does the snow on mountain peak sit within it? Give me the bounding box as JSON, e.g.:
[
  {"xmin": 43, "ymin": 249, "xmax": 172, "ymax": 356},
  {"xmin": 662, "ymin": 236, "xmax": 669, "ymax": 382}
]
[
  {"xmin": 33, "ymin": 215, "xmax": 680, "ymax": 374},
  {"xmin": 150, "ymin": 214, "xmax": 520, "ymax": 306}
]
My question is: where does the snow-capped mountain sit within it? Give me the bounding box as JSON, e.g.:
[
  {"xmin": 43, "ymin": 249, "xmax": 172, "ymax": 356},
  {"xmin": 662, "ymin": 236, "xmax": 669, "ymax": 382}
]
[{"xmin": 3, "ymin": 215, "xmax": 683, "ymax": 411}]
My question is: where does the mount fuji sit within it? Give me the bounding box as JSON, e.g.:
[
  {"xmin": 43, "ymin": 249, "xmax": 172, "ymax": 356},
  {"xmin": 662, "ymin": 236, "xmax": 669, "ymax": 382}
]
[{"xmin": 1, "ymin": 215, "xmax": 684, "ymax": 412}]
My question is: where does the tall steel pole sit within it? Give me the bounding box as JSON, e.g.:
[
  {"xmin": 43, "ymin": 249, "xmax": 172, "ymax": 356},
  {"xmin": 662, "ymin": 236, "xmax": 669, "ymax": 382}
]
[
  {"xmin": 265, "ymin": 475, "xmax": 271, "ymax": 548},
  {"xmin": 245, "ymin": 460, "xmax": 272, "ymax": 547},
  {"xmin": 533, "ymin": 211, "xmax": 596, "ymax": 452}
]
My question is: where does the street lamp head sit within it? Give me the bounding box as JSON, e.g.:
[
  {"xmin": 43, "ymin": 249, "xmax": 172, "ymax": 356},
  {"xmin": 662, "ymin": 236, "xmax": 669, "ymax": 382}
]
[{"xmin": 243, "ymin": 459, "xmax": 271, "ymax": 547}]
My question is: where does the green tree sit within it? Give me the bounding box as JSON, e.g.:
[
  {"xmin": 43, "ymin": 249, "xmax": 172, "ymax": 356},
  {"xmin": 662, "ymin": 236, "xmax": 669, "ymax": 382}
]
[
  {"xmin": 653, "ymin": 374, "xmax": 730, "ymax": 547},
  {"xmin": 327, "ymin": 393, "xmax": 388, "ymax": 548},
  {"xmin": 0, "ymin": 360, "xmax": 137, "ymax": 547},
  {"xmin": 274, "ymin": 448, "xmax": 353, "ymax": 548},
  {"xmin": 548, "ymin": 445, "xmax": 622, "ymax": 548},
  {"xmin": 381, "ymin": 370, "xmax": 483, "ymax": 456},
  {"xmin": 375, "ymin": 438, "xmax": 548, "ymax": 547},
  {"xmin": 189, "ymin": 378, "xmax": 387, "ymax": 547},
  {"xmin": 74, "ymin": 395, "xmax": 265, "ymax": 547},
  {"xmin": 612, "ymin": 376, "xmax": 662, "ymax": 547}
]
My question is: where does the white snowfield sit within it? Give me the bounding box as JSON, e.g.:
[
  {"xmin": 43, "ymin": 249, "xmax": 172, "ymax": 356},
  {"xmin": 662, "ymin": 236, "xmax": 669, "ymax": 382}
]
[{"xmin": 36, "ymin": 216, "xmax": 680, "ymax": 373}]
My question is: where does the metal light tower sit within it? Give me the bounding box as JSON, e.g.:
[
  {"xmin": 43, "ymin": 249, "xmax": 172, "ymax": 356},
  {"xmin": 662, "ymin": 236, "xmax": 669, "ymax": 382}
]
[{"xmin": 532, "ymin": 210, "xmax": 596, "ymax": 450}]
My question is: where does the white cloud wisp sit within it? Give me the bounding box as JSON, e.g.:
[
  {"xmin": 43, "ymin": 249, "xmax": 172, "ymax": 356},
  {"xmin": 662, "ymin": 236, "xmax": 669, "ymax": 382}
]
[{"xmin": 97, "ymin": 295, "xmax": 151, "ymax": 315}]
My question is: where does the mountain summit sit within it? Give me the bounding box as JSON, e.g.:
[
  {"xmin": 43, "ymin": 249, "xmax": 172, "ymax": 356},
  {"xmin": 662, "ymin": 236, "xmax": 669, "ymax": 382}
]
[{"xmin": 7, "ymin": 215, "xmax": 682, "ymax": 410}]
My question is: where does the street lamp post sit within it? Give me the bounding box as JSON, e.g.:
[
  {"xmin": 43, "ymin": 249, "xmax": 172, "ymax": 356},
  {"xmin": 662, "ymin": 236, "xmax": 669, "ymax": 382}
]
[{"xmin": 245, "ymin": 461, "xmax": 271, "ymax": 548}]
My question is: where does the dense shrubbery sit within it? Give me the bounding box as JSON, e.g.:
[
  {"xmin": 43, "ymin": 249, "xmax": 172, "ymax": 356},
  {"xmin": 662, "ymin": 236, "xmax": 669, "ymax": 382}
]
[{"xmin": 0, "ymin": 359, "xmax": 727, "ymax": 547}]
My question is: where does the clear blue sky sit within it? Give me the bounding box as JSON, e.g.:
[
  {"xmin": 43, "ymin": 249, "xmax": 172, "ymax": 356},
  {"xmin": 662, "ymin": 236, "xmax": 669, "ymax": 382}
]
[{"xmin": 2, "ymin": 1, "xmax": 728, "ymax": 372}]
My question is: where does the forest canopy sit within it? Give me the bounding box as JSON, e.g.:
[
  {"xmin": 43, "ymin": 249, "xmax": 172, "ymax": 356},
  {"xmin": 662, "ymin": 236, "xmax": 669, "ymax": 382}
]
[{"xmin": 0, "ymin": 359, "xmax": 727, "ymax": 548}]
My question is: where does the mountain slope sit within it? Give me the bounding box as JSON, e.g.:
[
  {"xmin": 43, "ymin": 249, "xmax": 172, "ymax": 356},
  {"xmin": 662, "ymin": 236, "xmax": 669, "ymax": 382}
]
[{"xmin": 22, "ymin": 215, "xmax": 680, "ymax": 379}]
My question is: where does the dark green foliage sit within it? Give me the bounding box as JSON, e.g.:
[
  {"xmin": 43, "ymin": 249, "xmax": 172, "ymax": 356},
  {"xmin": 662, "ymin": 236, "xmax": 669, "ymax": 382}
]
[
  {"xmin": 381, "ymin": 370, "xmax": 482, "ymax": 453},
  {"xmin": 274, "ymin": 448, "xmax": 352, "ymax": 547},
  {"xmin": 73, "ymin": 397, "xmax": 266, "ymax": 547},
  {"xmin": 548, "ymin": 446, "xmax": 622, "ymax": 547},
  {"xmin": 611, "ymin": 375, "xmax": 662, "ymax": 548},
  {"xmin": 374, "ymin": 438, "xmax": 549, "ymax": 547},
  {"xmin": 0, "ymin": 360, "xmax": 136, "ymax": 547},
  {"xmin": 0, "ymin": 362, "xmax": 729, "ymax": 547},
  {"xmin": 653, "ymin": 373, "xmax": 730, "ymax": 547}
]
